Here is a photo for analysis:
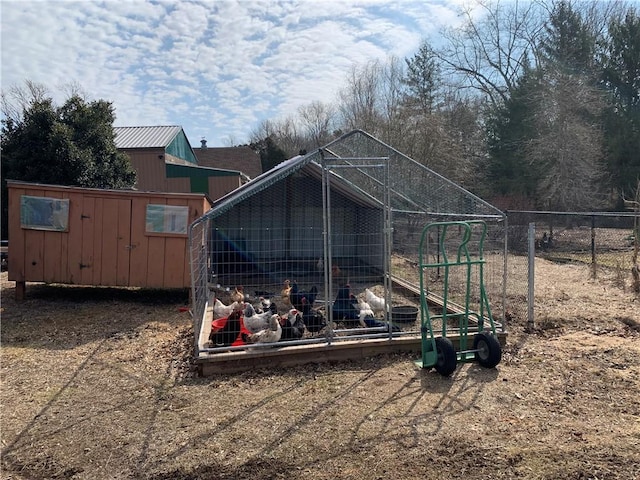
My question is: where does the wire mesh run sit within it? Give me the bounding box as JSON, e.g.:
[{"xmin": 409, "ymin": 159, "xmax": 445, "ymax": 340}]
[{"xmin": 189, "ymin": 130, "xmax": 508, "ymax": 358}]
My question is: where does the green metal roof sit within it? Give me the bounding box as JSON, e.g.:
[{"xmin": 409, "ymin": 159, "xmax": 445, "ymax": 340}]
[{"xmin": 115, "ymin": 126, "xmax": 198, "ymax": 164}]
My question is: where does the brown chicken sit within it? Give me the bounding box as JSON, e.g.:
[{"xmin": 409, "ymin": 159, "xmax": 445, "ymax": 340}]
[
  {"xmin": 281, "ymin": 279, "xmax": 292, "ymax": 306},
  {"xmin": 230, "ymin": 286, "xmax": 245, "ymax": 303}
]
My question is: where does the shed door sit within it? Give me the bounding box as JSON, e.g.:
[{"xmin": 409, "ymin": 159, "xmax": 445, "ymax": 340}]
[{"xmin": 77, "ymin": 196, "xmax": 132, "ymax": 286}]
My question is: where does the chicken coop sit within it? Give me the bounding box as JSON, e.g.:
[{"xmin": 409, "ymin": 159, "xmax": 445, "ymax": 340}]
[
  {"xmin": 7, "ymin": 180, "xmax": 212, "ymax": 299},
  {"xmin": 189, "ymin": 130, "xmax": 507, "ymax": 374}
]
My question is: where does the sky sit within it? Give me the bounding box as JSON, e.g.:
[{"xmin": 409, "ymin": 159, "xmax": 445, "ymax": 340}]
[{"xmin": 1, "ymin": 0, "xmax": 469, "ymax": 148}]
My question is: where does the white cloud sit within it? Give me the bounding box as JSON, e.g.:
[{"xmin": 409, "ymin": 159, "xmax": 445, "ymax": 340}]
[{"xmin": 2, "ymin": 0, "xmax": 464, "ymax": 146}]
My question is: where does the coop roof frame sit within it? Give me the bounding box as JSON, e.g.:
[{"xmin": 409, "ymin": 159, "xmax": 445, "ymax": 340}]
[{"xmin": 192, "ymin": 129, "xmax": 506, "ymax": 229}]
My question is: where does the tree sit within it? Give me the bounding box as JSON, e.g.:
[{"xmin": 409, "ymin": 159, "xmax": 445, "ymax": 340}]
[
  {"xmin": 527, "ymin": 0, "xmax": 607, "ymax": 210},
  {"xmin": 436, "ymin": 0, "xmax": 544, "ymax": 107},
  {"xmin": 404, "ymin": 41, "xmax": 442, "ymax": 115},
  {"xmin": 250, "ymin": 136, "xmax": 288, "ymax": 173},
  {"xmin": 337, "ymin": 60, "xmax": 386, "ymax": 135},
  {"xmin": 538, "ymin": 0, "xmax": 596, "ymax": 75},
  {"xmin": 485, "ymin": 57, "xmax": 542, "ymax": 202},
  {"xmin": 297, "ymin": 101, "xmax": 336, "ymax": 149},
  {"xmin": 601, "ymin": 7, "xmax": 640, "ymax": 207},
  {"xmin": 1, "ymin": 83, "xmax": 136, "ymax": 239}
]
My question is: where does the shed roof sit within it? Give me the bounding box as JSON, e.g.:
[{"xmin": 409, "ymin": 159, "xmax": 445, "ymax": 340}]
[
  {"xmin": 193, "ymin": 146, "xmax": 262, "ymax": 179},
  {"xmin": 114, "ymin": 126, "xmax": 183, "ymax": 149},
  {"xmin": 195, "ymin": 130, "xmax": 504, "ymax": 225}
]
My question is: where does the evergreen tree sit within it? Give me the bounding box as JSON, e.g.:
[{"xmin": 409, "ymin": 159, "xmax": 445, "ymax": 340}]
[
  {"xmin": 252, "ymin": 136, "xmax": 288, "ymax": 173},
  {"xmin": 1, "ymin": 90, "xmax": 136, "ymax": 239},
  {"xmin": 539, "ymin": 0, "xmax": 595, "ymax": 75},
  {"xmin": 527, "ymin": 0, "xmax": 606, "ymax": 210},
  {"xmin": 601, "ymin": 8, "xmax": 640, "ymax": 207},
  {"xmin": 403, "ymin": 40, "xmax": 441, "ymax": 115},
  {"xmin": 485, "ymin": 56, "xmax": 542, "ymax": 202}
]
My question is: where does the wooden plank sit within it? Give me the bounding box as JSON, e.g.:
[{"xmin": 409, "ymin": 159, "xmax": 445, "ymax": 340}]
[
  {"xmin": 100, "ymin": 198, "xmax": 119, "ymax": 285},
  {"xmin": 66, "ymin": 192, "xmax": 84, "ymax": 284},
  {"xmin": 24, "ymin": 228, "xmax": 45, "ymax": 281},
  {"xmin": 80, "ymin": 195, "xmax": 96, "ymax": 285},
  {"xmin": 7, "ymin": 186, "xmax": 26, "ymax": 282},
  {"xmin": 164, "ymin": 237, "xmax": 186, "ymax": 288},
  {"xmin": 91, "ymin": 197, "xmax": 104, "ymax": 285},
  {"xmin": 23, "ymin": 188, "xmax": 45, "ymax": 282},
  {"xmin": 116, "ymin": 199, "xmax": 132, "ymax": 286},
  {"xmin": 42, "ymin": 229, "xmax": 62, "ymax": 283},
  {"xmin": 58, "ymin": 191, "xmax": 71, "ymax": 283},
  {"xmin": 129, "ymin": 197, "xmax": 149, "ymax": 287},
  {"xmin": 197, "ymin": 332, "xmax": 508, "ymax": 376},
  {"xmin": 164, "ymin": 197, "xmax": 190, "ymax": 288},
  {"xmin": 40, "ymin": 189, "xmax": 64, "ymax": 283},
  {"xmin": 146, "ymin": 236, "xmax": 166, "ymax": 288}
]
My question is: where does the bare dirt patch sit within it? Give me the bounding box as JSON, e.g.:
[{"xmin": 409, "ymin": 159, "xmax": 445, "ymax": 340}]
[{"xmin": 1, "ymin": 264, "xmax": 639, "ymax": 480}]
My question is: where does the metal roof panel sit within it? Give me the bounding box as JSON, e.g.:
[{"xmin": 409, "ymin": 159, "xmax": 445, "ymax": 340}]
[{"xmin": 114, "ymin": 126, "xmax": 183, "ymax": 149}]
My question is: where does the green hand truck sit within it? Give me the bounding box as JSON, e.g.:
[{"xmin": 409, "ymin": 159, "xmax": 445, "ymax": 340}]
[{"xmin": 416, "ymin": 220, "xmax": 502, "ymax": 376}]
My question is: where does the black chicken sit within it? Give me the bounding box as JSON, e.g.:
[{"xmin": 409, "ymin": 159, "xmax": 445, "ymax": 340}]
[
  {"xmin": 289, "ymin": 282, "xmax": 318, "ymax": 310},
  {"xmin": 209, "ymin": 310, "xmax": 242, "ymax": 346},
  {"xmin": 280, "ymin": 308, "xmax": 306, "ymax": 341},
  {"xmin": 331, "ymin": 284, "xmax": 360, "ymax": 322},
  {"xmin": 301, "ymin": 297, "xmax": 326, "ymax": 333}
]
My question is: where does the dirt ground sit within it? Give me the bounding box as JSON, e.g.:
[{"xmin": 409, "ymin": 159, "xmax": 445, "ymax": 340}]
[{"xmin": 1, "ymin": 259, "xmax": 639, "ymax": 480}]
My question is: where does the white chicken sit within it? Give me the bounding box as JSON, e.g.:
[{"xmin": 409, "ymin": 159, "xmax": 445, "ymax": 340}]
[
  {"xmin": 213, "ymin": 298, "xmax": 241, "ymax": 319},
  {"xmin": 364, "ymin": 288, "xmax": 386, "ymax": 314},
  {"xmin": 357, "ymin": 300, "xmax": 375, "ymax": 327},
  {"xmin": 243, "ymin": 302, "xmax": 274, "ymax": 334},
  {"xmin": 247, "ymin": 314, "xmax": 282, "ymax": 344}
]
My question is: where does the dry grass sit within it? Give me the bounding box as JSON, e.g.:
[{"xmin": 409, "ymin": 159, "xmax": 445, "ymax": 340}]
[{"xmin": 1, "ymin": 264, "xmax": 640, "ymax": 480}]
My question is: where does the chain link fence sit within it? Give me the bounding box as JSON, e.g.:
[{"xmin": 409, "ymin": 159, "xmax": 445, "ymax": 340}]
[{"xmin": 505, "ymin": 211, "xmax": 640, "ymax": 328}]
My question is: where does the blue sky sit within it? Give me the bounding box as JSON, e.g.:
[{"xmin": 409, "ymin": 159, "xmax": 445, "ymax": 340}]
[{"xmin": 1, "ymin": 0, "xmax": 469, "ymax": 147}]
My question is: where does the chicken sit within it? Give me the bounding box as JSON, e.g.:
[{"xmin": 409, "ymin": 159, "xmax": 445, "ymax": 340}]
[
  {"xmin": 357, "ymin": 300, "xmax": 375, "ymax": 327},
  {"xmin": 301, "ymin": 297, "xmax": 326, "ymax": 333},
  {"xmin": 243, "ymin": 302, "xmax": 273, "ymax": 334},
  {"xmin": 213, "ymin": 298, "xmax": 241, "ymax": 319},
  {"xmin": 332, "ymin": 264, "xmax": 342, "ymax": 280},
  {"xmin": 281, "ymin": 279, "xmax": 292, "ymax": 306},
  {"xmin": 209, "ymin": 310, "xmax": 246, "ymax": 346},
  {"xmin": 247, "ymin": 314, "xmax": 282, "ymax": 344},
  {"xmin": 230, "ymin": 286, "xmax": 245, "ymax": 303},
  {"xmin": 280, "ymin": 308, "xmax": 305, "ymax": 341},
  {"xmin": 257, "ymin": 296, "xmax": 275, "ymax": 313},
  {"xmin": 364, "ymin": 288, "xmax": 385, "ymax": 314},
  {"xmin": 331, "ymin": 284, "xmax": 359, "ymax": 321},
  {"xmin": 289, "ymin": 282, "xmax": 318, "ymax": 310},
  {"xmin": 360, "ymin": 316, "xmax": 401, "ymax": 332}
]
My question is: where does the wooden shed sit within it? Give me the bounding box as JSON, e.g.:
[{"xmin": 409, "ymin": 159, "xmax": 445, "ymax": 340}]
[
  {"xmin": 114, "ymin": 125, "xmax": 246, "ymax": 201},
  {"xmin": 7, "ymin": 180, "xmax": 212, "ymax": 299}
]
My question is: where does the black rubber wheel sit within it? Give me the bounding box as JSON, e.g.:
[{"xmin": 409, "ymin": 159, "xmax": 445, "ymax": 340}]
[
  {"xmin": 474, "ymin": 331, "xmax": 502, "ymax": 368},
  {"xmin": 434, "ymin": 337, "xmax": 457, "ymax": 376}
]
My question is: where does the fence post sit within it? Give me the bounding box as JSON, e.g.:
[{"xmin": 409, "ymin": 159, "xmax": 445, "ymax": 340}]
[
  {"xmin": 591, "ymin": 215, "xmax": 597, "ymax": 279},
  {"xmin": 528, "ymin": 222, "xmax": 535, "ymax": 330}
]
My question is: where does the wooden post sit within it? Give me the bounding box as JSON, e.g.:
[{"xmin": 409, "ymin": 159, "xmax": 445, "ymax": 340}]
[{"xmin": 15, "ymin": 280, "xmax": 26, "ymax": 301}]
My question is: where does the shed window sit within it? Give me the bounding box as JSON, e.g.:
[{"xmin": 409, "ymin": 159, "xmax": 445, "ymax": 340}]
[
  {"xmin": 145, "ymin": 204, "xmax": 189, "ymax": 235},
  {"xmin": 20, "ymin": 195, "xmax": 69, "ymax": 232}
]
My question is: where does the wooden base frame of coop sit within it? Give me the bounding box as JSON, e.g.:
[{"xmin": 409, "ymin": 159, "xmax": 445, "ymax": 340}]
[{"xmin": 195, "ymin": 333, "xmax": 507, "ymax": 376}]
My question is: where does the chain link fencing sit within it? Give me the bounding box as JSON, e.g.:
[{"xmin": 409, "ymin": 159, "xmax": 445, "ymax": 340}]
[{"xmin": 505, "ymin": 211, "xmax": 640, "ymax": 328}]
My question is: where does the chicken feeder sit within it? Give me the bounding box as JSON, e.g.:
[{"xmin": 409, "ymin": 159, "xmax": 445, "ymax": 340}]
[{"xmin": 391, "ymin": 305, "xmax": 418, "ymax": 324}]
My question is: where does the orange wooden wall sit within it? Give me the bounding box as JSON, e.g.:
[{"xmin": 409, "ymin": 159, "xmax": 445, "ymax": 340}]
[{"xmin": 7, "ymin": 181, "xmax": 211, "ymax": 289}]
